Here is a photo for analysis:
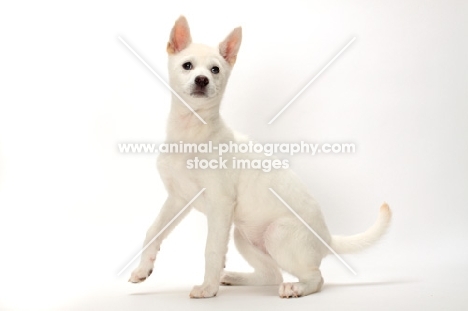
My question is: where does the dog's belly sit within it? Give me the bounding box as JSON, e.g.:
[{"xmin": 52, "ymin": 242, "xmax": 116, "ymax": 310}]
[{"xmin": 234, "ymin": 221, "xmax": 271, "ymax": 254}]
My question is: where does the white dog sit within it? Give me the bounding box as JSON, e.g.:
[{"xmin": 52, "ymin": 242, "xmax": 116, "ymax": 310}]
[{"xmin": 129, "ymin": 16, "xmax": 392, "ymax": 299}]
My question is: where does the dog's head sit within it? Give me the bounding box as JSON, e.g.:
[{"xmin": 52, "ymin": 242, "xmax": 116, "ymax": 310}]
[{"xmin": 166, "ymin": 16, "xmax": 242, "ymax": 107}]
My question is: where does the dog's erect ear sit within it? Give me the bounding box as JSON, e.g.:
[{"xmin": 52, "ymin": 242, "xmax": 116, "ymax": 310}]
[
  {"xmin": 219, "ymin": 27, "xmax": 242, "ymax": 66},
  {"xmin": 167, "ymin": 16, "xmax": 192, "ymax": 54}
]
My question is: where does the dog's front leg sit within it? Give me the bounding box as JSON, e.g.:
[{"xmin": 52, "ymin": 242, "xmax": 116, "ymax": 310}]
[
  {"xmin": 129, "ymin": 196, "xmax": 191, "ymax": 283},
  {"xmin": 190, "ymin": 199, "xmax": 234, "ymax": 298}
]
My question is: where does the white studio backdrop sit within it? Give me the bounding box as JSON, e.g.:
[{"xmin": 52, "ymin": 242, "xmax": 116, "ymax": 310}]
[{"xmin": 0, "ymin": 1, "xmax": 467, "ymax": 310}]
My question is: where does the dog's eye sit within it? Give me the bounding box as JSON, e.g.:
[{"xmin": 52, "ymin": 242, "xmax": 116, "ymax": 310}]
[
  {"xmin": 211, "ymin": 66, "xmax": 220, "ymax": 74},
  {"xmin": 182, "ymin": 62, "xmax": 193, "ymax": 70}
]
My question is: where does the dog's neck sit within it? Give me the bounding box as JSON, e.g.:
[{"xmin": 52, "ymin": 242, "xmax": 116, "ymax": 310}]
[{"xmin": 166, "ymin": 96, "xmax": 225, "ymax": 143}]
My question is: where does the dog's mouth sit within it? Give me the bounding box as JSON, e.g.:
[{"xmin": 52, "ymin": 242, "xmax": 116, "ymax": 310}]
[
  {"xmin": 190, "ymin": 86, "xmax": 208, "ymax": 98},
  {"xmin": 190, "ymin": 90, "xmax": 208, "ymax": 98}
]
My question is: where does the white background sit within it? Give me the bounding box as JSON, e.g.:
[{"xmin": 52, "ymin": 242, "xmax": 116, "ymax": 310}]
[{"xmin": 1, "ymin": 0, "xmax": 467, "ymax": 310}]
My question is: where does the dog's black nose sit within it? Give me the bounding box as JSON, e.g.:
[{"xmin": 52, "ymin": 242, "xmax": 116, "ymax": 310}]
[{"xmin": 195, "ymin": 75, "xmax": 209, "ymax": 87}]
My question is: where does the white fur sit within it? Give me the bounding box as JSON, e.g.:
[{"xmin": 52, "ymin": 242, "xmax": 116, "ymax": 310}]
[{"xmin": 129, "ymin": 16, "xmax": 392, "ymax": 299}]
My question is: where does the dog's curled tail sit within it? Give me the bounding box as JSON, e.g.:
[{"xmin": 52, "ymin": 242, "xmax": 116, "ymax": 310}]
[{"xmin": 330, "ymin": 203, "xmax": 392, "ymax": 254}]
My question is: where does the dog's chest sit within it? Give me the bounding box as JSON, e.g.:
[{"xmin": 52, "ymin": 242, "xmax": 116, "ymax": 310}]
[
  {"xmin": 157, "ymin": 151, "xmax": 236, "ymax": 213},
  {"xmin": 157, "ymin": 153, "xmax": 199, "ymax": 196}
]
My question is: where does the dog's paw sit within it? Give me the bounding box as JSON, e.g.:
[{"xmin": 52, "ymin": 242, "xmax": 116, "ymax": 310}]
[
  {"xmin": 279, "ymin": 282, "xmax": 303, "ymax": 298},
  {"xmin": 189, "ymin": 283, "xmax": 218, "ymax": 298},
  {"xmin": 220, "ymin": 271, "xmax": 242, "ymax": 286},
  {"xmin": 128, "ymin": 263, "xmax": 154, "ymax": 283},
  {"xmin": 220, "ymin": 271, "xmax": 233, "ymax": 285}
]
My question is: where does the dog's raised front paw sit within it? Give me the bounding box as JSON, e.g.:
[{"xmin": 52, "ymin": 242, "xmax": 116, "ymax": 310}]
[
  {"xmin": 189, "ymin": 283, "xmax": 218, "ymax": 298},
  {"xmin": 128, "ymin": 263, "xmax": 153, "ymax": 283}
]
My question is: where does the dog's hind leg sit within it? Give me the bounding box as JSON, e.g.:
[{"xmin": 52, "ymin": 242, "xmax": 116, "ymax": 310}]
[
  {"xmin": 221, "ymin": 227, "xmax": 283, "ymax": 286},
  {"xmin": 264, "ymin": 218, "xmax": 328, "ymax": 298}
]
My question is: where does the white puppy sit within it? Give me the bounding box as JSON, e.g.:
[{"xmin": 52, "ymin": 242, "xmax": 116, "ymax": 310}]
[{"xmin": 129, "ymin": 16, "xmax": 392, "ymax": 299}]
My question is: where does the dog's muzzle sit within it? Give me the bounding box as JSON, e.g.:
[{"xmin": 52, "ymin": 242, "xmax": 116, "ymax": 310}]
[{"xmin": 191, "ymin": 75, "xmax": 209, "ymax": 97}]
